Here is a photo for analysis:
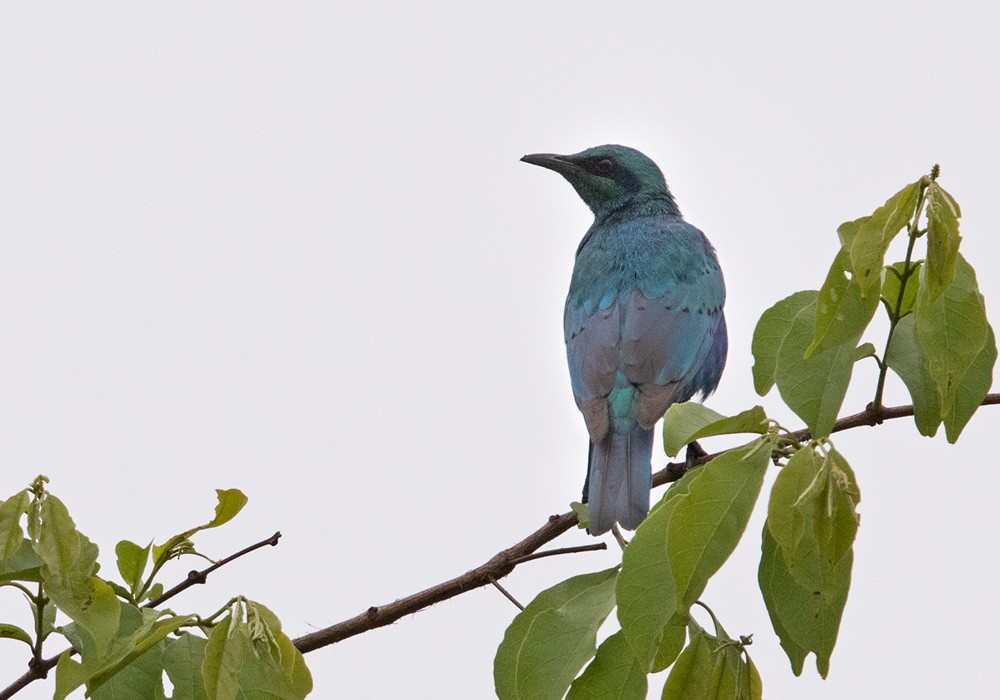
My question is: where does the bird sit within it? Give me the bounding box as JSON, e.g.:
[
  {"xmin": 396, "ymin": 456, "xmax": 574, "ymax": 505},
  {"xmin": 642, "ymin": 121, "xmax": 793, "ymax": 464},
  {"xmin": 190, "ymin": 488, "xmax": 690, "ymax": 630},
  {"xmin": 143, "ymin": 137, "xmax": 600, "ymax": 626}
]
[{"xmin": 521, "ymin": 145, "xmax": 727, "ymax": 535}]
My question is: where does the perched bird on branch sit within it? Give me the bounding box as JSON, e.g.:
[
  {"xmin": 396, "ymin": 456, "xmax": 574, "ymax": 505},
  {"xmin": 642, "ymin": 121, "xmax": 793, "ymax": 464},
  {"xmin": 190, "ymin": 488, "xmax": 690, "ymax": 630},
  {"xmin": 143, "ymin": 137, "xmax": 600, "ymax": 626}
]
[{"xmin": 522, "ymin": 145, "xmax": 727, "ymax": 535}]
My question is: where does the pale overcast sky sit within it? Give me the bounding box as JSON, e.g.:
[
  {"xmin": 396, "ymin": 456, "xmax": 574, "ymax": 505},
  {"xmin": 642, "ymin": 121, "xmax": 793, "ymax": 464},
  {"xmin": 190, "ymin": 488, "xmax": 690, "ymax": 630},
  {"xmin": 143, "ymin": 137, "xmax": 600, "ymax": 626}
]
[{"xmin": 2, "ymin": 3, "xmax": 999, "ymax": 698}]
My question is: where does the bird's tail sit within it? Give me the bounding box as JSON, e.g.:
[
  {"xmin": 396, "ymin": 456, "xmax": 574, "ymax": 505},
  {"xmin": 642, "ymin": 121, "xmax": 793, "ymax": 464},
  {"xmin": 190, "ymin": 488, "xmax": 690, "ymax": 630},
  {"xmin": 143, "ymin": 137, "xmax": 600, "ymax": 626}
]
[{"xmin": 586, "ymin": 425, "xmax": 653, "ymax": 535}]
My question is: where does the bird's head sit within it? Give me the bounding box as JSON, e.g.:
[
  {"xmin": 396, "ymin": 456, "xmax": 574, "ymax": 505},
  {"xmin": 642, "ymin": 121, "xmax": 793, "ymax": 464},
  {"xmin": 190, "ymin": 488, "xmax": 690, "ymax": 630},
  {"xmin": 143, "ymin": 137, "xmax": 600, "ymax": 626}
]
[{"xmin": 521, "ymin": 144, "xmax": 678, "ymax": 220}]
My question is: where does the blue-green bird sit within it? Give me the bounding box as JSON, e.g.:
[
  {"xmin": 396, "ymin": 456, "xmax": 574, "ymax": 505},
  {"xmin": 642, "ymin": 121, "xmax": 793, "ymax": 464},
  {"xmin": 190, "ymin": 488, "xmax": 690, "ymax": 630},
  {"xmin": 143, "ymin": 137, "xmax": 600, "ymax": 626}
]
[{"xmin": 522, "ymin": 145, "xmax": 727, "ymax": 535}]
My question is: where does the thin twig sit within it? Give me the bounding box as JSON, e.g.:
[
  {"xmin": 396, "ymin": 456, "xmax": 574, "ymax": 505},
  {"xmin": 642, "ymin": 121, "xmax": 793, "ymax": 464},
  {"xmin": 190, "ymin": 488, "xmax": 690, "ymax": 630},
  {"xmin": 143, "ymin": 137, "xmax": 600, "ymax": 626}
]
[
  {"xmin": 146, "ymin": 531, "xmax": 281, "ymax": 608},
  {"xmin": 0, "ymin": 532, "xmax": 282, "ymax": 700},
  {"xmin": 509, "ymin": 543, "xmax": 607, "ymax": 565},
  {"xmin": 487, "ymin": 575, "xmax": 524, "ymax": 611},
  {"xmin": 292, "ymin": 512, "xmax": 580, "ymax": 653}
]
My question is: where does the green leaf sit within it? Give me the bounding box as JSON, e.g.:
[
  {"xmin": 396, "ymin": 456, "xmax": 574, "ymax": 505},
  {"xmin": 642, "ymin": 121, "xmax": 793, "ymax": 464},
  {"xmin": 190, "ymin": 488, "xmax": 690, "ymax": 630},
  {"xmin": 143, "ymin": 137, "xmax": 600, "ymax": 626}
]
[
  {"xmin": 914, "ymin": 254, "xmax": 991, "ymax": 422},
  {"xmin": 945, "ymin": 325, "xmax": 997, "ymax": 443},
  {"xmin": 759, "ymin": 526, "xmax": 851, "ymax": 678},
  {"xmin": 87, "ymin": 615, "xmax": 196, "ymax": 695},
  {"xmin": 662, "ymin": 621, "xmax": 762, "ymax": 700},
  {"xmin": 0, "ymin": 538, "xmax": 42, "ymax": 582},
  {"xmin": 495, "ymin": 568, "xmax": 618, "ymax": 700},
  {"xmin": 206, "ymin": 489, "xmax": 248, "ymax": 529},
  {"xmin": 31, "ymin": 490, "xmax": 123, "ymax": 656},
  {"xmin": 767, "ymin": 446, "xmax": 860, "ymax": 591},
  {"xmin": 853, "ymin": 343, "xmax": 876, "ymax": 362},
  {"xmin": 202, "ymin": 599, "xmax": 312, "ymax": 700},
  {"xmin": 0, "ymin": 623, "xmax": 33, "ymax": 647},
  {"xmin": 662, "ymin": 403, "xmax": 725, "ymax": 456},
  {"xmin": 760, "ymin": 446, "xmax": 858, "ymax": 678},
  {"xmin": 570, "ymin": 501, "xmax": 590, "ymax": 530},
  {"xmin": 163, "ymin": 633, "xmax": 210, "ymax": 700},
  {"xmin": 566, "ymin": 631, "xmax": 648, "ymax": 699},
  {"xmin": 35, "ymin": 494, "xmax": 84, "ymax": 587},
  {"xmin": 0, "ymin": 490, "xmax": 29, "ymax": 567},
  {"xmin": 616, "ymin": 477, "xmax": 692, "ymax": 671},
  {"xmin": 838, "ymin": 180, "xmax": 922, "ymax": 298},
  {"xmin": 752, "ymin": 291, "xmax": 816, "ymax": 395},
  {"xmin": 765, "ymin": 447, "xmax": 818, "ymax": 559},
  {"xmin": 885, "ymin": 315, "xmax": 942, "ymax": 436},
  {"xmin": 774, "ymin": 295, "xmax": 859, "ymax": 438},
  {"xmin": 754, "ymin": 285, "xmax": 863, "ymax": 436},
  {"xmin": 923, "ymin": 181, "xmax": 962, "ymax": 303},
  {"xmin": 661, "ymin": 623, "xmax": 714, "ymax": 698},
  {"xmin": 91, "ymin": 643, "xmax": 167, "ymax": 700},
  {"xmin": 47, "ymin": 575, "xmax": 123, "ymax": 658},
  {"xmin": 152, "ymin": 489, "xmax": 248, "ymax": 565},
  {"xmin": 881, "ymin": 260, "xmax": 922, "ymax": 320},
  {"xmin": 652, "ymin": 621, "xmax": 688, "ymax": 673},
  {"xmin": 54, "ymin": 651, "xmax": 89, "ymax": 700},
  {"xmin": 617, "ymin": 442, "xmax": 768, "ymax": 672},
  {"xmin": 662, "ymin": 404, "xmax": 769, "ymax": 457},
  {"xmin": 116, "ymin": 540, "xmax": 151, "ymax": 595},
  {"xmin": 808, "ymin": 250, "xmax": 879, "ymax": 356},
  {"xmin": 667, "ymin": 442, "xmax": 770, "ymax": 613}
]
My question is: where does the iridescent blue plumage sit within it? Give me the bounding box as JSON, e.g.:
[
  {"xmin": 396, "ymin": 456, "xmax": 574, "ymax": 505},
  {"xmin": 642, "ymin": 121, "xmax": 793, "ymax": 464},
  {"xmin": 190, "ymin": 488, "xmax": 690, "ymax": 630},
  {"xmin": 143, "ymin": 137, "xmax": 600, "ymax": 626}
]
[{"xmin": 522, "ymin": 145, "xmax": 727, "ymax": 535}]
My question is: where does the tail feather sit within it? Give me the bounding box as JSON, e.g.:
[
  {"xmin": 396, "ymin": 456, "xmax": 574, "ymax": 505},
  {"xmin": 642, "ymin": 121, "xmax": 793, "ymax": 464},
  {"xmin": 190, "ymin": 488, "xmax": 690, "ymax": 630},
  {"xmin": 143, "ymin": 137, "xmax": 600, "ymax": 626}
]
[{"xmin": 586, "ymin": 426, "xmax": 653, "ymax": 535}]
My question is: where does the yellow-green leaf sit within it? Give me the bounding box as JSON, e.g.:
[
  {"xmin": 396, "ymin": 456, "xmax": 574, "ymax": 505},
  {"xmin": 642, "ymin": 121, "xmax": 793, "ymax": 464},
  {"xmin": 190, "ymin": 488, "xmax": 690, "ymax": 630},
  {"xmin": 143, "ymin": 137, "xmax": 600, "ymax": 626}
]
[
  {"xmin": 808, "ymin": 250, "xmax": 879, "ymax": 356},
  {"xmin": 202, "ymin": 599, "xmax": 311, "ymax": 700},
  {"xmin": 775, "ymin": 298, "xmax": 859, "ymax": 438},
  {"xmin": 662, "ymin": 404, "xmax": 769, "ymax": 458},
  {"xmin": 885, "ymin": 314, "xmax": 941, "ymax": 436},
  {"xmin": 0, "ymin": 491, "xmax": 29, "ymax": 566},
  {"xmin": 881, "ymin": 260, "xmax": 922, "ymax": 320},
  {"xmin": 945, "ymin": 326, "xmax": 996, "ymax": 443},
  {"xmin": 923, "ymin": 181, "xmax": 962, "ymax": 303},
  {"xmin": 838, "ymin": 180, "xmax": 921, "ymax": 298},
  {"xmin": 914, "ymin": 254, "xmax": 991, "ymax": 420},
  {"xmin": 751, "ymin": 291, "xmax": 815, "ymax": 396},
  {"xmin": 116, "ymin": 539, "xmax": 151, "ymax": 594},
  {"xmin": 0, "ymin": 623, "xmax": 32, "ymax": 647}
]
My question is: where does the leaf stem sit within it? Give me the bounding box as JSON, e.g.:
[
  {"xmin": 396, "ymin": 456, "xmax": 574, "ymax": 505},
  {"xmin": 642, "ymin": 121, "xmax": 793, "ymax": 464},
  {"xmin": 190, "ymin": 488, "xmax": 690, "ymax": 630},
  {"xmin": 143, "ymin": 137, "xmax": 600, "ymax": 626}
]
[
  {"xmin": 31, "ymin": 582, "xmax": 44, "ymax": 664},
  {"xmin": 872, "ymin": 178, "xmax": 930, "ymax": 409},
  {"xmin": 0, "ymin": 581, "xmax": 34, "ymax": 598},
  {"xmin": 196, "ymin": 597, "xmax": 240, "ymax": 628}
]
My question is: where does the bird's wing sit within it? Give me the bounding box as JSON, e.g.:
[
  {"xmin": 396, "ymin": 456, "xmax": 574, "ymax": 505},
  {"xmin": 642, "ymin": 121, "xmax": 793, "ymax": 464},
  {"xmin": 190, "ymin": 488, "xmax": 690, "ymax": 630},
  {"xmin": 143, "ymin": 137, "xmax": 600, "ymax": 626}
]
[
  {"xmin": 564, "ymin": 272, "xmax": 725, "ymax": 436},
  {"xmin": 622, "ymin": 279, "xmax": 725, "ymax": 427},
  {"xmin": 564, "ymin": 300, "xmax": 620, "ymax": 441}
]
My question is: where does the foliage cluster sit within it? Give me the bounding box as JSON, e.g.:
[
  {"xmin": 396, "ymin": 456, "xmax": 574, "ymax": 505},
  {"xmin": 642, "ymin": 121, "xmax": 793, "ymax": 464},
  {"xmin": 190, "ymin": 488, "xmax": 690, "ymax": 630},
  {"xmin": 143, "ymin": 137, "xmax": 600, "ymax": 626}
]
[{"xmin": 0, "ymin": 481, "xmax": 310, "ymax": 699}]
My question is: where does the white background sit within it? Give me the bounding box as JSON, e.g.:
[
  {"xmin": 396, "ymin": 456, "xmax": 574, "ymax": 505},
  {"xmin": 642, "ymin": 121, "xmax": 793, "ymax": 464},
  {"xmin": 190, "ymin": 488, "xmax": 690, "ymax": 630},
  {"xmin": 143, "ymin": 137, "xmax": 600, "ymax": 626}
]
[{"xmin": 2, "ymin": 3, "xmax": 998, "ymax": 698}]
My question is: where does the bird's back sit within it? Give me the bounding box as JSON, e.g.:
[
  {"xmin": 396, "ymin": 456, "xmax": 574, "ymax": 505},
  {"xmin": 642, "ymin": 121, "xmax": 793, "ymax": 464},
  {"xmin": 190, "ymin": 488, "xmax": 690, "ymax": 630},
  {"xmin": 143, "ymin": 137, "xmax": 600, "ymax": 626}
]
[{"xmin": 564, "ymin": 213, "xmax": 727, "ymax": 436}]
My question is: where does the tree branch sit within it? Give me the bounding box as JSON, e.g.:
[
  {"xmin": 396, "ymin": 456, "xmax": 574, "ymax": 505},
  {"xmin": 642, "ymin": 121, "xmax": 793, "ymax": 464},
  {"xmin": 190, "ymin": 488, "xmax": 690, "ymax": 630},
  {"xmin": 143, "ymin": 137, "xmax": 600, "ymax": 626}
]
[
  {"xmin": 292, "ymin": 512, "xmax": 582, "ymax": 653},
  {"xmin": 0, "ymin": 531, "xmax": 282, "ymax": 700},
  {"xmin": 146, "ymin": 531, "xmax": 281, "ymax": 609},
  {"xmin": 294, "ymin": 393, "xmax": 1000, "ymax": 655}
]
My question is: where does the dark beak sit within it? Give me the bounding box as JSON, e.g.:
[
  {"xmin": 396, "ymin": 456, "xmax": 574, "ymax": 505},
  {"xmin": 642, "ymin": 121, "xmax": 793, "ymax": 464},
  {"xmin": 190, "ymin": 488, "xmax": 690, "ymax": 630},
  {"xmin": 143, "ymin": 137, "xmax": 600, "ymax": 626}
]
[{"xmin": 520, "ymin": 152, "xmax": 579, "ymax": 175}]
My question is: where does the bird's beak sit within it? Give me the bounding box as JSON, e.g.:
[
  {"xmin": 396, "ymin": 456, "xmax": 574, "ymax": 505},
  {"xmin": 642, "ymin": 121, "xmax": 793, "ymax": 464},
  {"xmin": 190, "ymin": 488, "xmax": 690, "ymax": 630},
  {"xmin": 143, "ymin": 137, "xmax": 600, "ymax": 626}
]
[{"xmin": 520, "ymin": 152, "xmax": 580, "ymax": 176}]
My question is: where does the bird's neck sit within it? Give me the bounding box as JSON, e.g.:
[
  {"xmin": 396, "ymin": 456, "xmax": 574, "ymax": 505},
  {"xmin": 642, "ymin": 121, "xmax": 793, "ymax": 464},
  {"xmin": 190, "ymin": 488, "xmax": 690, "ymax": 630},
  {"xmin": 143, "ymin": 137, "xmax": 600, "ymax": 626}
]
[{"xmin": 593, "ymin": 191, "xmax": 681, "ymax": 226}]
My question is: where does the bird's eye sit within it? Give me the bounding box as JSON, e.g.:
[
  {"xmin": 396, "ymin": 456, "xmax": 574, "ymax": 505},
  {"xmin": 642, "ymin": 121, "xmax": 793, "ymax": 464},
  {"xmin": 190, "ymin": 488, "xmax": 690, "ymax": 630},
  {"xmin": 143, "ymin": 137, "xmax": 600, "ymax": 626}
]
[{"xmin": 595, "ymin": 158, "xmax": 614, "ymax": 175}]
